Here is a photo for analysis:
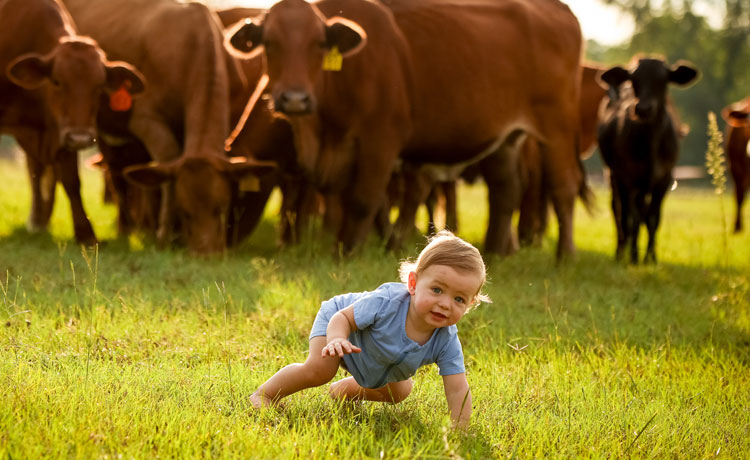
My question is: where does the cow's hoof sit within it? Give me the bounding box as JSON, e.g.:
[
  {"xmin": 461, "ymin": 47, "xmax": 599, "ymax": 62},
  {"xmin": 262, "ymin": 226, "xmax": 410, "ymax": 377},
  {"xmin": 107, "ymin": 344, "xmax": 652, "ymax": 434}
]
[
  {"xmin": 75, "ymin": 233, "xmax": 99, "ymax": 248},
  {"xmin": 26, "ymin": 220, "xmax": 48, "ymax": 234}
]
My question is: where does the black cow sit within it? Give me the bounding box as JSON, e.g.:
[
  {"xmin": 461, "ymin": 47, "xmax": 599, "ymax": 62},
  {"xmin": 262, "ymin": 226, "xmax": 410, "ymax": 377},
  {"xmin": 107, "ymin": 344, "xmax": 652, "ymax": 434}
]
[{"xmin": 597, "ymin": 57, "xmax": 699, "ymax": 263}]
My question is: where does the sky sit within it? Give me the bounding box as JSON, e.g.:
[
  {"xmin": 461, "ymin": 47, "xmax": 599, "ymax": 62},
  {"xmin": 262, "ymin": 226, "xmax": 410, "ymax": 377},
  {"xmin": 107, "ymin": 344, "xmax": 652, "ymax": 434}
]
[{"xmin": 206, "ymin": 0, "xmax": 722, "ymax": 47}]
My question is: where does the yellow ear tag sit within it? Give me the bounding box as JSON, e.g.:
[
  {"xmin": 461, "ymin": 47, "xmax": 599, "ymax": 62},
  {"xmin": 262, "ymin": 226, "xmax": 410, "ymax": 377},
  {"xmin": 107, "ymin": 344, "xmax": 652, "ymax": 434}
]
[
  {"xmin": 239, "ymin": 176, "xmax": 260, "ymax": 192},
  {"xmin": 322, "ymin": 46, "xmax": 343, "ymax": 71}
]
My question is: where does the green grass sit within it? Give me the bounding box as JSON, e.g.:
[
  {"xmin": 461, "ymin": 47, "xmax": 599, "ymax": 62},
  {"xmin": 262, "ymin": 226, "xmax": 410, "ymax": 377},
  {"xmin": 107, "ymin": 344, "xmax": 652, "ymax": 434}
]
[{"xmin": 1, "ymin": 156, "xmax": 749, "ymax": 459}]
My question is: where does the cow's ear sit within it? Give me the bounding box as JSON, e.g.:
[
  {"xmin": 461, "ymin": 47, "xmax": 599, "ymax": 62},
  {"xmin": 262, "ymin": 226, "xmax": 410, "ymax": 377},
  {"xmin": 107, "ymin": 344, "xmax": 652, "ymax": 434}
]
[
  {"xmin": 124, "ymin": 162, "xmax": 175, "ymax": 188},
  {"xmin": 669, "ymin": 61, "xmax": 699, "ymax": 87},
  {"xmin": 224, "ymin": 157, "xmax": 278, "ymax": 181},
  {"xmin": 598, "ymin": 66, "xmax": 630, "ymax": 89},
  {"xmin": 725, "ymin": 110, "xmax": 750, "ymax": 128},
  {"xmin": 6, "ymin": 53, "xmax": 51, "ymax": 89},
  {"xmin": 325, "ymin": 18, "xmax": 366, "ymax": 57},
  {"xmin": 226, "ymin": 19, "xmax": 264, "ymax": 58},
  {"xmin": 106, "ymin": 62, "xmax": 146, "ymax": 95}
]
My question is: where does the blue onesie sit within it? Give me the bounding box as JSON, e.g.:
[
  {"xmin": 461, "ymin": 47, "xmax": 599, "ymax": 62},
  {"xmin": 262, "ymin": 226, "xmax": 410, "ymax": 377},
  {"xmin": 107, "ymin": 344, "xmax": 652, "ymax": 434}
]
[{"xmin": 310, "ymin": 282, "xmax": 465, "ymax": 389}]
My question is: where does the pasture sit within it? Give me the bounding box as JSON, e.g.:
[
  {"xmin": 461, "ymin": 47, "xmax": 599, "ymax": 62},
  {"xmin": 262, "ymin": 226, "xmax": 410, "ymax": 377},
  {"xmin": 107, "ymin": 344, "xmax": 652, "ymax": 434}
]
[{"xmin": 1, "ymin": 153, "xmax": 749, "ymax": 459}]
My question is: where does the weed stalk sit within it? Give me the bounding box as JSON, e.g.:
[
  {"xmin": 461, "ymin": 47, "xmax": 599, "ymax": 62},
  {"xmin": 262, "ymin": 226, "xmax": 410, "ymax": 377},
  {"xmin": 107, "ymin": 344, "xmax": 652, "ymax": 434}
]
[{"xmin": 705, "ymin": 112, "xmax": 727, "ymax": 267}]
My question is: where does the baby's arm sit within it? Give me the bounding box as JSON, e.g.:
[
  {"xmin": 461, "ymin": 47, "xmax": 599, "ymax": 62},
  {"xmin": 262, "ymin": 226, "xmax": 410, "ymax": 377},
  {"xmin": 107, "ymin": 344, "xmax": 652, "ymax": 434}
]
[
  {"xmin": 323, "ymin": 305, "xmax": 362, "ymax": 358},
  {"xmin": 443, "ymin": 373, "xmax": 472, "ymax": 428}
]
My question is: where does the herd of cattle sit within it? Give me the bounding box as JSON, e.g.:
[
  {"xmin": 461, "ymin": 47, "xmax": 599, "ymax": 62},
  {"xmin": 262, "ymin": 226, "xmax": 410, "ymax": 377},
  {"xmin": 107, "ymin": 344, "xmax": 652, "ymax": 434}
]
[{"xmin": 1, "ymin": 0, "xmax": 748, "ymax": 263}]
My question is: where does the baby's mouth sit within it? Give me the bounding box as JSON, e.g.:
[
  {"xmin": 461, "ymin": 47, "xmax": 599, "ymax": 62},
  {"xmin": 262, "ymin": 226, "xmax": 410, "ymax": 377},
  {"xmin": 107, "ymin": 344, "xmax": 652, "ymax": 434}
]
[{"xmin": 430, "ymin": 312, "xmax": 447, "ymax": 320}]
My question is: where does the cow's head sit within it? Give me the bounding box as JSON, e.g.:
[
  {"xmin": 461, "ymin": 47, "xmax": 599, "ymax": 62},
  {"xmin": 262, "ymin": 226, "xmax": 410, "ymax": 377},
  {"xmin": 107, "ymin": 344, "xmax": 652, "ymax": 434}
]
[
  {"xmin": 124, "ymin": 156, "xmax": 277, "ymax": 255},
  {"xmin": 6, "ymin": 37, "xmax": 145, "ymax": 150},
  {"xmin": 721, "ymin": 97, "xmax": 750, "ymax": 129},
  {"xmin": 225, "ymin": 0, "xmax": 366, "ymax": 115},
  {"xmin": 599, "ymin": 58, "xmax": 699, "ymax": 122}
]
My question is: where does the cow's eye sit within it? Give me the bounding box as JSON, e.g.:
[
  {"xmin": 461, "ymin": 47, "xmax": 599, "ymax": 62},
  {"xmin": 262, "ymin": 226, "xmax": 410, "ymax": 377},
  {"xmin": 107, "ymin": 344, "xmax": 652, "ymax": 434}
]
[{"xmin": 50, "ymin": 78, "xmax": 61, "ymax": 87}]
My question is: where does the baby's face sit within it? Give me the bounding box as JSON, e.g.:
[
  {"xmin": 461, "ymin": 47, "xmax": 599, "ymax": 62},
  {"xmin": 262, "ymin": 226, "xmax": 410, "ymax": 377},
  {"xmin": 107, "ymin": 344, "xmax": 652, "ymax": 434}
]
[{"xmin": 408, "ymin": 264, "xmax": 483, "ymax": 329}]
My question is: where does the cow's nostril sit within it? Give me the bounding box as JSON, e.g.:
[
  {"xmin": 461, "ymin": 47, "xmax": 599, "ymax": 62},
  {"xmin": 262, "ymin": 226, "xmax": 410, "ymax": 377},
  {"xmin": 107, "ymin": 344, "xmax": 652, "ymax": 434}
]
[
  {"xmin": 63, "ymin": 131, "xmax": 96, "ymax": 149},
  {"xmin": 635, "ymin": 103, "xmax": 652, "ymax": 118},
  {"xmin": 277, "ymin": 91, "xmax": 312, "ymax": 114}
]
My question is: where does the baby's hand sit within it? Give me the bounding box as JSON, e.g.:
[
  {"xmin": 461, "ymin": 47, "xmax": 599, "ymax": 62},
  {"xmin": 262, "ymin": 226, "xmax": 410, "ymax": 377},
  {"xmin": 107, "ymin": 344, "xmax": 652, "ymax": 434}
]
[{"xmin": 322, "ymin": 338, "xmax": 362, "ymax": 358}]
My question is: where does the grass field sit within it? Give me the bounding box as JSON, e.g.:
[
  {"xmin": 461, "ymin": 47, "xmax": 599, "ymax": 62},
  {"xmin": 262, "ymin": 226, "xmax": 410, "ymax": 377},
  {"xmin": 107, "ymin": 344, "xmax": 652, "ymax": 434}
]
[{"xmin": 1, "ymin": 154, "xmax": 749, "ymax": 459}]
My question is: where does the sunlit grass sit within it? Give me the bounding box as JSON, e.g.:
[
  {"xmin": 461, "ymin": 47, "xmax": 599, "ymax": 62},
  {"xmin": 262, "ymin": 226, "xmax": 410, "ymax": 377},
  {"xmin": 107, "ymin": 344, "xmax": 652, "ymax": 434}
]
[{"xmin": 1, "ymin": 155, "xmax": 749, "ymax": 458}]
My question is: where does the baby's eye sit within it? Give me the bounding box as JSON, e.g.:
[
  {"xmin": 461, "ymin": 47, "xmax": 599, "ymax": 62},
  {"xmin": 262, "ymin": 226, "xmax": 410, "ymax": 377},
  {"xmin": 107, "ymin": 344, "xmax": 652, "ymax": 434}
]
[
  {"xmin": 454, "ymin": 296, "xmax": 465, "ymax": 304},
  {"xmin": 432, "ymin": 287, "xmax": 442, "ymax": 294}
]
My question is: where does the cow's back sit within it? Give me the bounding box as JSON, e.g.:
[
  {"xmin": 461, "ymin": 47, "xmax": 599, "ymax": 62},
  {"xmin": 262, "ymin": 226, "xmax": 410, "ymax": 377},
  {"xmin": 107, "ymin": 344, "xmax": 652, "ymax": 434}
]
[{"xmin": 387, "ymin": 0, "xmax": 581, "ymax": 160}]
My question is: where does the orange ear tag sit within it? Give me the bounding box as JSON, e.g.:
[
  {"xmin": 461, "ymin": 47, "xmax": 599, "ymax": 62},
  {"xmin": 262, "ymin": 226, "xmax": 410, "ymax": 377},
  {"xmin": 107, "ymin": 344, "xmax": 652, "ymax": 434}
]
[
  {"xmin": 322, "ymin": 46, "xmax": 343, "ymax": 71},
  {"xmin": 109, "ymin": 85, "xmax": 133, "ymax": 112}
]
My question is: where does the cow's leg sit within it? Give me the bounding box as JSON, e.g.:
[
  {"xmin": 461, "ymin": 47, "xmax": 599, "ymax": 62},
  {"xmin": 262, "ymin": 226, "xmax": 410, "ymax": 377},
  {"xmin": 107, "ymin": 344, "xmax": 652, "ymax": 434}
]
[
  {"xmin": 482, "ymin": 149, "xmax": 520, "ymax": 256},
  {"xmin": 24, "ymin": 153, "xmax": 57, "ymax": 233},
  {"xmin": 14, "ymin": 130, "xmax": 56, "ymax": 233},
  {"xmin": 518, "ymin": 139, "xmax": 543, "ymax": 247},
  {"xmin": 612, "ymin": 178, "xmax": 628, "ymax": 262},
  {"xmin": 425, "ymin": 184, "xmax": 439, "ymax": 234},
  {"xmin": 341, "ymin": 134, "xmax": 402, "ymax": 254},
  {"xmin": 374, "ymin": 201, "xmax": 392, "ymax": 242},
  {"xmin": 644, "ymin": 181, "xmax": 669, "ymax": 264},
  {"xmin": 279, "ymin": 175, "xmax": 303, "ymax": 245},
  {"xmin": 734, "ymin": 182, "xmax": 745, "ymax": 233},
  {"xmin": 539, "ymin": 130, "xmax": 582, "ymax": 261},
  {"xmin": 387, "ymin": 167, "xmax": 432, "ymax": 251},
  {"xmin": 128, "ymin": 114, "xmax": 181, "ymax": 247},
  {"xmin": 55, "ymin": 148, "xmax": 97, "ymax": 245},
  {"xmin": 323, "ymin": 193, "xmax": 343, "ymax": 237},
  {"xmin": 106, "ymin": 169, "xmax": 134, "ymax": 237},
  {"xmin": 279, "ymin": 177, "xmax": 318, "ymax": 245},
  {"xmin": 443, "ymin": 181, "xmax": 458, "ymax": 232}
]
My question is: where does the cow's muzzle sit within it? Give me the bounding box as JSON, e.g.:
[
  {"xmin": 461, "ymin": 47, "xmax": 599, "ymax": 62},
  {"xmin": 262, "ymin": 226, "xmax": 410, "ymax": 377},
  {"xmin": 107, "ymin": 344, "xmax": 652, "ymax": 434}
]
[
  {"xmin": 634, "ymin": 102, "xmax": 656, "ymax": 121},
  {"xmin": 275, "ymin": 90, "xmax": 313, "ymax": 115},
  {"xmin": 61, "ymin": 128, "xmax": 97, "ymax": 150}
]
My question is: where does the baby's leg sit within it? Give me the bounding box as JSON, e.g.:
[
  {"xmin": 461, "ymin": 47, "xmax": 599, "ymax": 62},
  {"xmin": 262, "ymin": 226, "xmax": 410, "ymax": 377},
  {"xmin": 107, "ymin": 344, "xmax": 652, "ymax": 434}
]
[
  {"xmin": 251, "ymin": 336, "xmax": 340, "ymax": 408},
  {"xmin": 329, "ymin": 377, "xmax": 413, "ymax": 404}
]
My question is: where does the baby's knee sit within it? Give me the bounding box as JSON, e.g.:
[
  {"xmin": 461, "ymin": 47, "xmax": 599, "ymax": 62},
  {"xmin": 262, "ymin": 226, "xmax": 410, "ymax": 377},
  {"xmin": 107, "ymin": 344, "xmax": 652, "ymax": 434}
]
[{"xmin": 387, "ymin": 379, "xmax": 413, "ymax": 403}]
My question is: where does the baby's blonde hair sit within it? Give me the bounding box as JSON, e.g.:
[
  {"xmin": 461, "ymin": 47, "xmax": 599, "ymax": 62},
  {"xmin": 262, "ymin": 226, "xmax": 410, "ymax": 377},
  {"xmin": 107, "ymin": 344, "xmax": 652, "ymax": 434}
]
[{"xmin": 399, "ymin": 230, "xmax": 491, "ymax": 307}]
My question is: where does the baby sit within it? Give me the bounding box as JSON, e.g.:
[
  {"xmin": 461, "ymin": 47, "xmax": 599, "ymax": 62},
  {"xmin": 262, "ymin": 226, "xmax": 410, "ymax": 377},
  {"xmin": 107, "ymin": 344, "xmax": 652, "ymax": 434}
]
[{"xmin": 250, "ymin": 231, "xmax": 490, "ymax": 426}]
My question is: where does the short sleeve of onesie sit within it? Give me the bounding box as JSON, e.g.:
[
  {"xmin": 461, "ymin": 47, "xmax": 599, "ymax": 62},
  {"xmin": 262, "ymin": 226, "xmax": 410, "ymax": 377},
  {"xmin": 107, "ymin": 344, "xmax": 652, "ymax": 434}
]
[
  {"xmin": 351, "ymin": 292, "xmax": 388, "ymax": 330},
  {"xmin": 435, "ymin": 333, "xmax": 465, "ymax": 376}
]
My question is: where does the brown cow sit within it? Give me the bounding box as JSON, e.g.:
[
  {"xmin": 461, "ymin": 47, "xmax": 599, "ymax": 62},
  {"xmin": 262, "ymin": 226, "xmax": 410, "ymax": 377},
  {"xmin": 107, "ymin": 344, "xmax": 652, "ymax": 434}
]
[
  {"xmin": 217, "ymin": 8, "xmax": 318, "ymax": 247},
  {"xmin": 0, "ymin": 0, "xmax": 144, "ymax": 244},
  {"xmin": 63, "ymin": 0, "xmax": 275, "ymax": 254},
  {"xmin": 417, "ymin": 63, "xmax": 605, "ymax": 248},
  {"xmin": 721, "ymin": 96, "xmax": 750, "ymax": 233},
  {"xmin": 227, "ymin": 0, "xmax": 414, "ymax": 253},
  {"xmin": 385, "ymin": 0, "xmax": 586, "ymax": 260}
]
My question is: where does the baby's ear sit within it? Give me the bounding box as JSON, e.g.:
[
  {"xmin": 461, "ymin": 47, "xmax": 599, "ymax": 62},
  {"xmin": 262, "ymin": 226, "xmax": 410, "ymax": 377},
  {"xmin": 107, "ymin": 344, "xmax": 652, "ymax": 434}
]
[{"xmin": 407, "ymin": 271, "xmax": 417, "ymax": 295}]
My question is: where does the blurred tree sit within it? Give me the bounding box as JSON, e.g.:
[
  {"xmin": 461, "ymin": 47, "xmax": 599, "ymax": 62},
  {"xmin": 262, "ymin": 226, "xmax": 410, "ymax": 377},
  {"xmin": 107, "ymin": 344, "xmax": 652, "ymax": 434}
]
[{"xmin": 586, "ymin": 0, "xmax": 750, "ymax": 168}]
